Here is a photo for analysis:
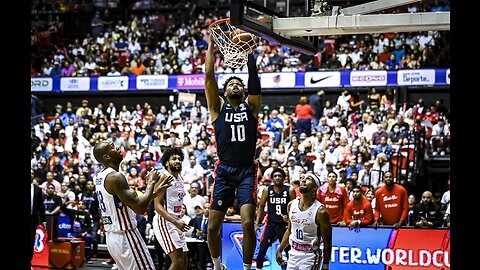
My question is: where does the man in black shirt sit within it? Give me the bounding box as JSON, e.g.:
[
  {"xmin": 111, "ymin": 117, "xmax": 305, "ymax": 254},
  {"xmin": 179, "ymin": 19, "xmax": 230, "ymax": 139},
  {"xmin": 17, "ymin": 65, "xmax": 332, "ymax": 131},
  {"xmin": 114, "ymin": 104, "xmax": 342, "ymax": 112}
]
[
  {"xmin": 79, "ymin": 180, "xmax": 100, "ymax": 259},
  {"xmin": 412, "ymin": 190, "xmax": 444, "ymax": 228},
  {"xmin": 61, "ymin": 200, "xmax": 93, "ymax": 263}
]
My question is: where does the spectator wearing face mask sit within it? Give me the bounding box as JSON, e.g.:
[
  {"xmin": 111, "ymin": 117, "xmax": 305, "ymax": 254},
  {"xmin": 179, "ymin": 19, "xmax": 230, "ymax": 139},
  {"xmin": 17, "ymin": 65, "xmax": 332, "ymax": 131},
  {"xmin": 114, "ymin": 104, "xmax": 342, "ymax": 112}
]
[
  {"xmin": 324, "ymin": 142, "xmax": 339, "ymax": 165},
  {"xmin": 193, "ymin": 140, "xmax": 208, "ymax": 165},
  {"xmin": 388, "ymin": 123, "xmax": 405, "ymax": 146}
]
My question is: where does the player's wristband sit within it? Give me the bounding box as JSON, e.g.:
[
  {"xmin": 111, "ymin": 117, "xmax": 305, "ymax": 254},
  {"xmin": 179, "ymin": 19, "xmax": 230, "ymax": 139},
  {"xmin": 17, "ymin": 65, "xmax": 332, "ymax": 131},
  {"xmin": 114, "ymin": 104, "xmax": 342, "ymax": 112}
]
[{"xmin": 247, "ymin": 54, "xmax": 261, "ymax": 95}]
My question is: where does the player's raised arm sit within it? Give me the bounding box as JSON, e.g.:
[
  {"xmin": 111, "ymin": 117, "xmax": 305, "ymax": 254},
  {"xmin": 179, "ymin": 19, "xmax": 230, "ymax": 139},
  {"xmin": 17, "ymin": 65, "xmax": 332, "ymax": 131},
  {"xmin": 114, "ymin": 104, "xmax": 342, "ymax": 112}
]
[
  {"xmin": 276, "ymin": 200, "xmax": 292, "ymax": 267},
  {"xmin": 104, "ymin": 169, "xmax": 160, "ymax": 214},
  {"xmin": 205, "ymin": 33, "xmax": 222, "ymax": 122},
  {"xmin": 246, "ymin": 53, "xmax": 261, "ymax": 116},
  {"xmin": 255, "ymin": 187, "xmax": 269, "ymax": 232},
  {"xmin": 317, "ymin": 205, "xmax": 332, "ymax": 269}
]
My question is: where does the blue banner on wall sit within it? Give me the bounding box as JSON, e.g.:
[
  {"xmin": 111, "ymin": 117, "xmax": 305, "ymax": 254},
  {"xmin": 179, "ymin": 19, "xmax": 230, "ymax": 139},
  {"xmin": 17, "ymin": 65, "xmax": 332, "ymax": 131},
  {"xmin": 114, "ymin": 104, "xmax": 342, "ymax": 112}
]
[
  {"xmin": 221, "ymin": 223, "xmax": 450, "ymax": 270},
  {"xmin": 222, "ymin": 222, "xmax": 284, "ymax": 270},
  {"xmin": 31, "ymin": 69, "xmax": 450, "ymax": 92}
]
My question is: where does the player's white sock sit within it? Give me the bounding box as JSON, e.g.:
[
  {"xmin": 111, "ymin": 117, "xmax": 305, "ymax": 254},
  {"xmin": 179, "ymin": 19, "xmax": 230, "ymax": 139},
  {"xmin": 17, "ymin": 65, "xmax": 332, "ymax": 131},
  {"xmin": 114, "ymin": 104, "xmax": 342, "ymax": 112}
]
[
  {"xmin": 243, "ymin": 263, "xmax": 252, "ymax": 270},
  {"xmin": 212, "ymin": 257, "xmax": 222, "ymax": 270}
]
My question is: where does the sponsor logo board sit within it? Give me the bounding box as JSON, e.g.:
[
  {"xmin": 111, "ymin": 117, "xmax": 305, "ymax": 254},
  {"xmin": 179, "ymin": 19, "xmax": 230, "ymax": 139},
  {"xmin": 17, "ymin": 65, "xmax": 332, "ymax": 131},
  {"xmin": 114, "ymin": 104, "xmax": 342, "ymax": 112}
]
[
  {"xmin": 397, "ymin": 69, "xmax": 436, "ymax": 85},
  {"xmin": 60, "ymin": 77, "xmax": 90, "ymax": 91},
  {"xmin": 350, "ymin": 71, "xmax": 387, "ymax": 86},
  {"xmin": 305, "ymin": 72, "xmax": 341, "ymax": 87},
  {"xmin": 261, "ymin": 73, "xmax": 296, "ymax": 88},
  {"xmin": 97, "ymin": 76, "xmax": 129, "ymax": 90},
  {"xmin": 31, "ymin": 78, "xmax": 53, "ymax": 91},
  {"xmin": 136, "ymin": 75, "xmax": 168, "ymax": 89}
]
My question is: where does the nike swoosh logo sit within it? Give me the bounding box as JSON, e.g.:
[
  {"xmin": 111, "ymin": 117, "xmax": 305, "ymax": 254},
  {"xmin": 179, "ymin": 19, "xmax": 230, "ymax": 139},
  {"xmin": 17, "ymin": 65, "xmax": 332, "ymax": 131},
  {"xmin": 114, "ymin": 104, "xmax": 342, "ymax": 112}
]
[{"xmin": 310, "ymin": 75, "xmax": 332, "ymax": 84}]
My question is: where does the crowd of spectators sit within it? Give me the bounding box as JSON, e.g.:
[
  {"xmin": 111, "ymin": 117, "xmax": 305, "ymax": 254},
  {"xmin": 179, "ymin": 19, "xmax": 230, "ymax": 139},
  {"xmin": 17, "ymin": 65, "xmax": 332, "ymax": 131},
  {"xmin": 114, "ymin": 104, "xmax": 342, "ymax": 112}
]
[
  {"xmin": 31, "ymin": 88, "xmax": 450, "ymax": 215},
  {"xmin": 31, "ymin": 85, "xmax": 450, "ymax": 267},
  {"xmin": 31, "ymin": 0, "xmax": 450, "ymax": 77}
]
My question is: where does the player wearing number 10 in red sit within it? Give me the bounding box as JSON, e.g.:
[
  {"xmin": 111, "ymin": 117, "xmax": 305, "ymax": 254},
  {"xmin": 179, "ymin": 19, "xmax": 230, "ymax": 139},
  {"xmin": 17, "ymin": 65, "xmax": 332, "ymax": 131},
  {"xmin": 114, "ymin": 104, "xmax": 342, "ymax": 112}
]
[{"xmin": 204, "ymin": 33, "xmax": 262, "ymax": 270}]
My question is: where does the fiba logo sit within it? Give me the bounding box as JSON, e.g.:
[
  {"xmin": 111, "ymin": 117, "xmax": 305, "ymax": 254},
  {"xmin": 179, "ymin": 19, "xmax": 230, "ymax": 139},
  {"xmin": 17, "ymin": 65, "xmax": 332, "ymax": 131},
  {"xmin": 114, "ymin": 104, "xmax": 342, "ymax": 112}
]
[
  {"xmin": 33, "ymin": 228, "xmax": 46, "ymax": 253},
  {"xmin": 272, "ymin": 74, "xmax": 281, "ymax": 84}
]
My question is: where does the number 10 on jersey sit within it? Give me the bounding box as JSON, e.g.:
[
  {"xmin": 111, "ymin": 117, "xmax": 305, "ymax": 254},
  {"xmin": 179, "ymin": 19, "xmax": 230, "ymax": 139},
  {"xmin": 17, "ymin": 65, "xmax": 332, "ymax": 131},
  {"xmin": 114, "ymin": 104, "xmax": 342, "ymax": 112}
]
[{"xmin": 230, "ymin": 124, "xmax": 246, "ymax": 142}]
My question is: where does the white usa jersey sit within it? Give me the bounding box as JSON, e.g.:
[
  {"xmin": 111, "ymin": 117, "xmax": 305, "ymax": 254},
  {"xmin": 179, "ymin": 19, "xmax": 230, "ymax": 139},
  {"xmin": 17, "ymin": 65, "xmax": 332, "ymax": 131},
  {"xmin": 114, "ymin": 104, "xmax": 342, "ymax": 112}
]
[
  {"xmin": 288, "ymin": 198, "xmax": 323, "ymax": 252},
  {"xmin": 158, "ymin": 170, "xmax": 185, "ymax": 217},
  {"xmin": 95, "ymin": 167, "xmax": 137, "ymax": 232}
]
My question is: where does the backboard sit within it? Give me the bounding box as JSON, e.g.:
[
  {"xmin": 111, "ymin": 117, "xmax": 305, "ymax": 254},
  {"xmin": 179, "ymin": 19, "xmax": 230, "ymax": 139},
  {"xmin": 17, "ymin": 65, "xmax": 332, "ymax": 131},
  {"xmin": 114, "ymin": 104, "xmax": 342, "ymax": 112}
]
[
  {"xmin": 230, "ymin": 0, "xmax": 319, "ymax": 55},
  {"xmin": 231, "ymin": 0, "xmax": 449, "ymax": 50}
]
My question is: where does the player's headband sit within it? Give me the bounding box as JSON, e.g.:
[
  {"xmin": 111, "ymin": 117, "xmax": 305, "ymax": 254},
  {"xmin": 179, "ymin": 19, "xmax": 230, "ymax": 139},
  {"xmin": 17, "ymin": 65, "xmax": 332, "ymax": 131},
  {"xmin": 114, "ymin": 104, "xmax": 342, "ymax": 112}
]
[{"xmin": 305, "ymin": 173, "xmax": 321, "ymax": 188}]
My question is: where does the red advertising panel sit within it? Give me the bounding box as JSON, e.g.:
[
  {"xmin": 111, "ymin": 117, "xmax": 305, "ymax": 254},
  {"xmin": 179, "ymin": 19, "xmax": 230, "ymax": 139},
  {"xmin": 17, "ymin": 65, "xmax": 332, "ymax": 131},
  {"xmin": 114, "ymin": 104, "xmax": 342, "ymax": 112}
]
[
  {"xmin": 31, "ymin": 225, "xmax": 49, "ymax": 267},
  {"xmin": 387, "ymin": 228, "xmax": 450, "ymax": 269}
]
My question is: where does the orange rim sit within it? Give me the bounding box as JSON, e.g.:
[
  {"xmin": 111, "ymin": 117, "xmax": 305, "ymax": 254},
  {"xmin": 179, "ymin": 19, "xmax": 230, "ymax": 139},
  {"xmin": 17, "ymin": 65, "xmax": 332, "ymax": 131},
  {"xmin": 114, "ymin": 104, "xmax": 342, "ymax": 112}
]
[{"xmin": 208, "ymin": 18, "xmax": 231, "ymax": 30}]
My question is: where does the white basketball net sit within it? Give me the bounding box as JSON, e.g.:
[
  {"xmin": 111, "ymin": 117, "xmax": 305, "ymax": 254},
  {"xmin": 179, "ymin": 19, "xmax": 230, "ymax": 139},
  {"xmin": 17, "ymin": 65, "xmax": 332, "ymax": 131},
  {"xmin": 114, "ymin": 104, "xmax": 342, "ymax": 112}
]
[{"xmin": 209, "ymin": 19, "xmax": 259, "ymax": 69}]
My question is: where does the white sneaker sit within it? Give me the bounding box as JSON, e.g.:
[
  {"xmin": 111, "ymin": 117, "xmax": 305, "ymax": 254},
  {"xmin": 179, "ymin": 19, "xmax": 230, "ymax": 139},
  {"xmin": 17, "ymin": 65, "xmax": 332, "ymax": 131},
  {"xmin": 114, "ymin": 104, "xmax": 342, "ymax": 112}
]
[
  {"xmin": 111, "ymin": 264, "xmax": 118, "ymax": 270},
  {"xmin": 221, "ymin": 264, "xmax": 227, "ymax": 270}
]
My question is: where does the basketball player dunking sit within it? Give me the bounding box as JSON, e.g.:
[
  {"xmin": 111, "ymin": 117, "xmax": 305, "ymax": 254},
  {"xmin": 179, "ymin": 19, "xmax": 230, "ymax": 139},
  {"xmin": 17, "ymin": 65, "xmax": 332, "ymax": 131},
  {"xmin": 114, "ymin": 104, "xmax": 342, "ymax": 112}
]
[{"xmin": 204, "ymin": 33, "xmax": 262, "ymax": 270}]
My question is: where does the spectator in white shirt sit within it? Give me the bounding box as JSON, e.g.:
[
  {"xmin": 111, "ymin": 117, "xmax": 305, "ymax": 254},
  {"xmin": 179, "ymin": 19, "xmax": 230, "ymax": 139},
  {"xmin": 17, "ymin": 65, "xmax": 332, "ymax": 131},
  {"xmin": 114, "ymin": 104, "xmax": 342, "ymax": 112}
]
[
  {"xmin": 107, "ymin": 66, "xmax": 121, "ymax": 76},
  {"xmin": 183, "ymin": 182, "xmax": 207, "ymax": 219},
  {"xmin": 181, "ymin": 155, "xmax": 205, "ymax": 192}
]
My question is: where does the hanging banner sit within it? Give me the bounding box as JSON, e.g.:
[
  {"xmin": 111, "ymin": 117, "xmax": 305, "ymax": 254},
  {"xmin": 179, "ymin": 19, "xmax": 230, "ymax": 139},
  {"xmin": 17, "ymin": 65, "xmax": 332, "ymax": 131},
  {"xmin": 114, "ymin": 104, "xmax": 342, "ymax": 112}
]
[{"xmin": 177, "ymin": 92, "xmax": 196, "ymax": 107}]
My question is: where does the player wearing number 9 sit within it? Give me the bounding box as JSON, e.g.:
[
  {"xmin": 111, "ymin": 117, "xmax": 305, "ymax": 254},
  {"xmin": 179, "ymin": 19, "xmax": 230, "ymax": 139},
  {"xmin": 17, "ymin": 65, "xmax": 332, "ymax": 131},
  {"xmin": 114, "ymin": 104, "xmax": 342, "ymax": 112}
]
[
  {"xmin": 93, "ymin": 140, "xmax": 172, "ymax": 270},
  {"xmin": 204, "ymin": 32, "xmax": 262, "ymax": 270},
  {"xmin": 255, "ymin": 168, "xmax": 296, "ymax": 270}
]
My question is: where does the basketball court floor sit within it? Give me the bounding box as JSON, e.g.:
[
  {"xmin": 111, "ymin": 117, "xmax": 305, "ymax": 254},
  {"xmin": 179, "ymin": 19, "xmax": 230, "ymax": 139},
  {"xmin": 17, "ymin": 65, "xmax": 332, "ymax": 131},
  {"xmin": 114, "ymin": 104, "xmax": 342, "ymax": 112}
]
[{"xmin": 33, "ymin": 258, "xmax": 113, "ymax": 269}]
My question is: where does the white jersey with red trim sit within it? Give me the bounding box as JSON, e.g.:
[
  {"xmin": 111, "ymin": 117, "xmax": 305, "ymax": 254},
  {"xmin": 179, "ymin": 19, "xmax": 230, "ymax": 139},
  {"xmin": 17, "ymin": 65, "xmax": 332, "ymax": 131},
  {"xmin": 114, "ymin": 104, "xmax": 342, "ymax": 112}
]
[
  {"xmin": 160, "ymin": 170, "xmax": 185, "ymax": 217},
  {"xmin": 153, "ymin": 170, "xmax": 188, "ymax": 254},
  {"xmin": 95, "ymin": 167, "xmax": 137, "ymax": 232},
  {"xmin": 288, "ymin": 198, "xmax": 323, "ymax": 252}
]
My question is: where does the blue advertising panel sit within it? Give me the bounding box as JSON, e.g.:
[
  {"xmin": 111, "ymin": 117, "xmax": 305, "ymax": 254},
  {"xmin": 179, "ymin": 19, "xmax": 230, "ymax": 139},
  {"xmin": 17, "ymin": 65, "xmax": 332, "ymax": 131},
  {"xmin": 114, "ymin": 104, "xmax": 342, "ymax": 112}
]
[
  {"xmin": 221, "ymin": 224, "xmax": 450, "ymax": 270},
  {"xmin": 330, "ymin": 227, "xmax": 392, "ymax": 270},
  {"xmin": 56, "ymin": 213, "xmax": 71, "ymax": 238},
  {"xmin": 222, "ymin": 222, "xmax": 285, "ymax": 270},
  {"xmin": 31, "ymin": 69, "xmax": 450, "ymax": 92}
]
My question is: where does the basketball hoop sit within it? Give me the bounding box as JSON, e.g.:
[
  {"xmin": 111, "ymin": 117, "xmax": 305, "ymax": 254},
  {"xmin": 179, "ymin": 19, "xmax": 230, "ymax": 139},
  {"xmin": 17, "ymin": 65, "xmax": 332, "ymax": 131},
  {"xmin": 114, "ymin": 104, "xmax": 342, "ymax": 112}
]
[{"xmin": 209, "ymin": 18, "xmax": 260, "ymax": 69}]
